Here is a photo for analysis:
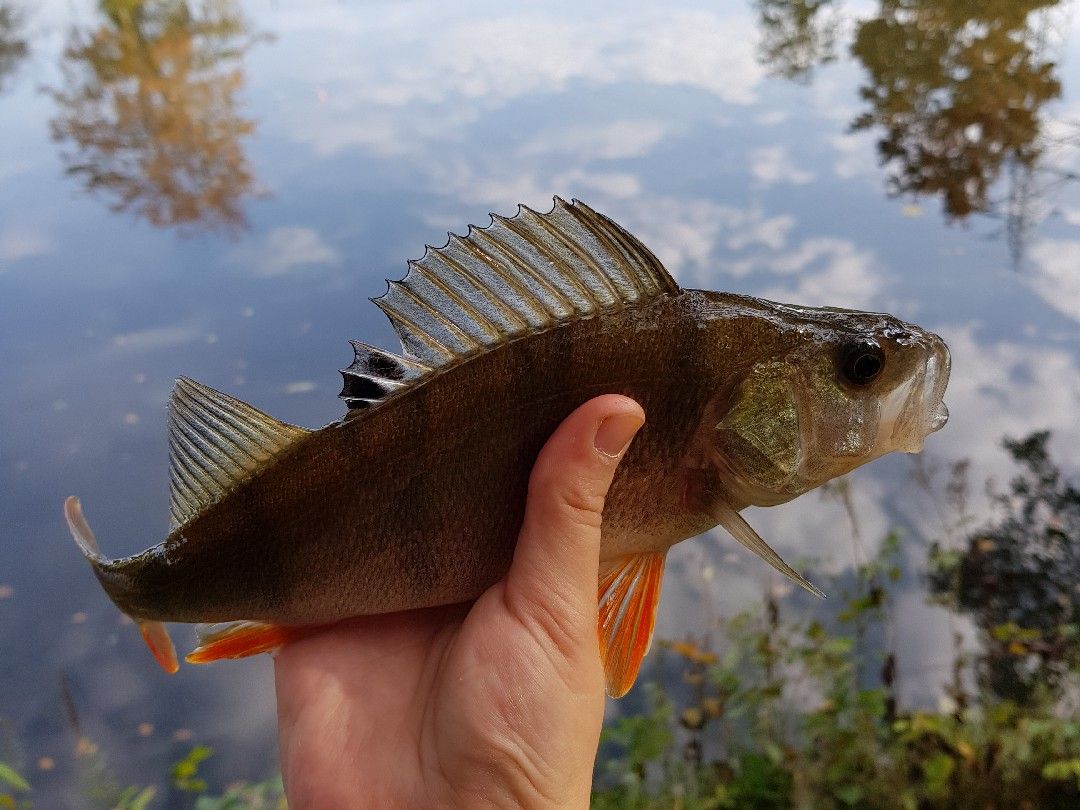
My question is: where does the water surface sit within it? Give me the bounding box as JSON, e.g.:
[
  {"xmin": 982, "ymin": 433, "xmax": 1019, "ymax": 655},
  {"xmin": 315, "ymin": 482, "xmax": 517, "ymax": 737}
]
[{"xmin": 1, "ymin": 0, "xmax": 1078, "ymax": 803}]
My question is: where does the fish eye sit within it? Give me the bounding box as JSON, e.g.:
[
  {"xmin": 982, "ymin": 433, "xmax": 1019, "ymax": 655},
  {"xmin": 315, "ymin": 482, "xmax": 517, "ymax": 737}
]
[{"xmin": 841, "ymin": 341, "xmax": 885, "ymax": 386}]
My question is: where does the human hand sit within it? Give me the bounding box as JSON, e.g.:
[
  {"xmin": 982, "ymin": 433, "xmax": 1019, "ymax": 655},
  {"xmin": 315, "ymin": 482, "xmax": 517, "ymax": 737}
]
[{"xmin": 273, "ymin": 395, "xmax": 645, "ymax": 808}]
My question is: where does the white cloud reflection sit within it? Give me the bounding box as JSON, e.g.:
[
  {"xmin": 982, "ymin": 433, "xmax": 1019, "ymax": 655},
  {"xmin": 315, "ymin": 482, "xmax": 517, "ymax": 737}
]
[
  {"xmin": 517, "ymin": 120, "xmax": 672, "ymax": 160},
  {"xmin": 750, "ymin": 146, "xmax": 814, "ymax": 186},
  {"xmin": 1030, "ymin": 238, "xmax": 1080, "ymax": 322},
  {"xmin": 933, "ymin": 325, "xmax": 1080, "ymax": 472},
  {"xmin": 0, "ymin": 226, "xmax": 50, "ymax": 266},
  {"xmin": 763, "ymin": 237, "xmax": 884, "ymax": 309},
  {"xmin": 276, "ymin": 6, "xmax": 764, "ymax": 158},
  {"xmin": 230, "ymin": 226, "xmax": 341, "ymax": 277}
]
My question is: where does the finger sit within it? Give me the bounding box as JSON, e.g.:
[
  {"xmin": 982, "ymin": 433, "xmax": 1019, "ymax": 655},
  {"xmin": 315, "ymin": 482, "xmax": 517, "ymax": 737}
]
[{"xmin": 505, "ymin": 395, "xmax": 644, "ymax": 644}]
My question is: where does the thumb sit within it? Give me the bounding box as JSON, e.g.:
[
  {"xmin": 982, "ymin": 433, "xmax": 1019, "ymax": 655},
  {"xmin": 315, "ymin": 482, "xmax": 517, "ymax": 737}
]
[{"xmin": 504, "ymin": 395, "xmax": 644, "ymax": 652}]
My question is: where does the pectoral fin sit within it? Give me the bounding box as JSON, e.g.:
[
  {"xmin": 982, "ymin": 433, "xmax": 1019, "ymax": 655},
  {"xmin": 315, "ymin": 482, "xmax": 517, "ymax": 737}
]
[
  {"xmin": 597, "ymin": 553, "xmax": 666, "ymax": 698},
  {"xmin": 712, "ymin": 500, "xmax": 825, "ymax": 599}
]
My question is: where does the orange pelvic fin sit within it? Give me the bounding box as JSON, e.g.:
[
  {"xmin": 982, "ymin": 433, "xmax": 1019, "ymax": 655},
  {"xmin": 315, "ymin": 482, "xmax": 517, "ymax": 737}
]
[
  {"xmin": 597, "ymin": 552, "xmax": 666, "ymax": 698},
  {"xmin": 186, "ymin": 621, "xmax": 304, "ymax": 664},
  {"xmin": 139, "ymin": 621, "xmax": 179, "ymax": 674}
]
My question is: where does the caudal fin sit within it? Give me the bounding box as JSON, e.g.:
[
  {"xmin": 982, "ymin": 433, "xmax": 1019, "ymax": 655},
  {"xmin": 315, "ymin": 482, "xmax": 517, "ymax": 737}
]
[
  {"xmin": 64, "ymin": 496, "xmax": 179, "ymax": 674},
  {"xmin": 64, "ymin": 496, "xmax": 107, "ymax": 564}
]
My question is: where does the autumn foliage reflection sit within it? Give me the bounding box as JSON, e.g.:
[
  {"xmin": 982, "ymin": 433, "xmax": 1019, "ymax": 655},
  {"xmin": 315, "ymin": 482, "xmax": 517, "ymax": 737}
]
[
  {"xmin": 0, "ymin": 2, "xmax": 28, "ymax": 93},
  {"xmin": 50, "ymin": 0, "xmax": 264, "ymax": 231},
  {"xmin": 754, "ymin": 0, "xmax": 839, "ymax": 84},
  {"xmin": 850, "ymin": 0, "xmax": 1063, "ymax": 220}
]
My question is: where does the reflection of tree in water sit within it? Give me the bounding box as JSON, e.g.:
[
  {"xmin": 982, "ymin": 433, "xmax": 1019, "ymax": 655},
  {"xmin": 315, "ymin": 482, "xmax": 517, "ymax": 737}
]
[
  {"xmin": 755, "ymin": 0, "xmax": 840, "ymax": 83},
  {"xmin": 850, "ymin": 0, "xmax": 1066, "ymax": 244},
  {"xmin": 50, "ymin": 0, "xmax": 264, "ymax": 231},
  {"xmin": 0, "ymin": 2, "xmax": 29, "ymax": 93}
]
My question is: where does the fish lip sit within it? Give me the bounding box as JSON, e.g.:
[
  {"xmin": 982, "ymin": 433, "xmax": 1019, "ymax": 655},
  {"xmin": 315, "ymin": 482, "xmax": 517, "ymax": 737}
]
[
  {"xmin": 923, "ymin": 334, "xmax": 951, "ymax": 435},
  {"xmin": 883, "ymin": 332, "xmax": 951, "ymax": 452},
  {"xmin": 927, "ymin": 400, "xmax": 949, "ymax": 432}
]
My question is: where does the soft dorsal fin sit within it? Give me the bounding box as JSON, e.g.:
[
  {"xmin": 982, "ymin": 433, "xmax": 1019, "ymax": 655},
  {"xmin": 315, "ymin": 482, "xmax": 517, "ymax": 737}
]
[
  {"xmin": 168, "ymin": 377, "xmax": 310, "ymax": 530},
  {"xmin": 340, "ymin": 198, "xmax": 680, "ymax": 411}
]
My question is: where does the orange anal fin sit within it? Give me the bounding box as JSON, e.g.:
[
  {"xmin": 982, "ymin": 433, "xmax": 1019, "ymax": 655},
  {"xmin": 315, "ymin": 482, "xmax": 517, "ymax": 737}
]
[
  {"xmin": 597, "ymin": 552, "xmax": 666, "ymax": 698},
  {"xmin": 185, "ymin": 621, "xmax": 305, "ymax": 665},
  {"xmin": 139, "ymin": 621, "xmax": 179, "ymax": 674}
]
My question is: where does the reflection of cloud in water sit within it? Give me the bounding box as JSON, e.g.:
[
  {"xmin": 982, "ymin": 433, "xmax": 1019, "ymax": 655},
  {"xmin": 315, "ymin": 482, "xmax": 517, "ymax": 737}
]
[
  {"xmin": 517, "ymin": 120, "xmax": 672, "ymax": 160},
  {"xmin": 829, "ymin": 131, "xmax": 879, "ymax": 181},
  {"xmin": 281, "ymin": 7, "xmax": 764, "ymax": 156},
  {"xmin": 762, "ymin": 237, "xmax": 884, "ymax": 310},
  {"xmin": 933, "ymin": 325, "xmax": 1080, "ymax": 472},
  {"xmin": 1029, "ymin": 239, "xmax": 1080, "ymax": 322},
  {"xmin": 659, "ymin": 466, "xmax": 894, "ymax": 648},
  {"xmin": 0, "ymin": 225, "xmax": 50, "ymax": 264},
  {"xmin": 749, "ymin": 145, "xmax": 814, "ymax": 186},
  {"xmin": 229, "ymin": 226, "xmax": 341, "ymax": 277},
  {"xmin": 112, "ymin": 323, "xmax": 207, "ymax": 352},
  {"xmin": 598, "ymin": 197, "xmax": 796, "ymax": 283}
]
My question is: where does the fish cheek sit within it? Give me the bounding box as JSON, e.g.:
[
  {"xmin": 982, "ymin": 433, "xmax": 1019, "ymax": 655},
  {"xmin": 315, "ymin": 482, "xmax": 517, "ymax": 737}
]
[
  {"xmin": 714, "ymin": 361, "xmax": 802, "ymax": 496},
  {"xmin": 804, "ymin": 378, "xmax": 880, "ymax": 463}
]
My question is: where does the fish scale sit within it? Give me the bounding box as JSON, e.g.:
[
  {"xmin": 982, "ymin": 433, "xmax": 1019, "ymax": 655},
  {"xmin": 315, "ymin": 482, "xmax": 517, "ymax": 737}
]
[{"xmin": 66, "ymin": 198, "xmax": 951, "ymax": 697}]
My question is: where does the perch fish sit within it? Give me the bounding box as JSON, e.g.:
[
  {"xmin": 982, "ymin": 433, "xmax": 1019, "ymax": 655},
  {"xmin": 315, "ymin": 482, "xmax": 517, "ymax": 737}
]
[{"xmin": 66, "ymin": 199, "xmax": 951, "ymax": 697}]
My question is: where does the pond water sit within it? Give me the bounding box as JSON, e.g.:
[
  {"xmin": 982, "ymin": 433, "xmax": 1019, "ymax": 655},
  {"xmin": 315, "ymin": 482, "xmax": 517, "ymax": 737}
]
[{"xmin": 1, "ymin": 0, "xmax": 1079, "ymax": 804}]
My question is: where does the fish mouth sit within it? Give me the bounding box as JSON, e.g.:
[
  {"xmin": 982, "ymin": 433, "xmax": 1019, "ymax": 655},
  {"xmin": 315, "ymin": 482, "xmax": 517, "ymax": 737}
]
[
  {"xmin": 921, "ymin": 336, "xmax": 951, "ymax": 435},
  {"xmin": 881, "ymin": 333, "xmax": 951, "ymax": 453}
]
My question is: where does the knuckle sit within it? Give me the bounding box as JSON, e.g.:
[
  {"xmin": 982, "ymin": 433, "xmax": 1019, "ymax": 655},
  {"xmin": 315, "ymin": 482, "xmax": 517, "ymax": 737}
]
[{"xmin": 528, "ymin": 468, "xmax": 606, "ymax": 531}]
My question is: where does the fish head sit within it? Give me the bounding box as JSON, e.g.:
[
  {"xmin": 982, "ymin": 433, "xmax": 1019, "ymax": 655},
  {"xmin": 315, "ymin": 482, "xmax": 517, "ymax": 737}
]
[{"xmin": 712, "ymin": 304, "xmax": 951, "ymax": 507}]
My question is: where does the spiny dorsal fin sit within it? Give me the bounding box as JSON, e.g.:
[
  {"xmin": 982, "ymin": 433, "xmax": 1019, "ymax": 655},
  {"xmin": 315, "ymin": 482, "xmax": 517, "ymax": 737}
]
[
  {"xmin": 168, "ymin": 377, "xmax": 310, "ymax": 530},
  {"xmin": 341, "ymin": 198, "xmax": 680, "ymax": 411},
  {"xmin": 339, "ymin": 340, "xmax": 433, "ymax": 410}
]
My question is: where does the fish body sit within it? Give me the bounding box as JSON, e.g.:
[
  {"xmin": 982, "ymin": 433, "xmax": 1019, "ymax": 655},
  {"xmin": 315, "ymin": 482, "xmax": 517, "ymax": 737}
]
[{"xmin": 67, "ymin": 199, "xmax": 951, "ymax": 695}]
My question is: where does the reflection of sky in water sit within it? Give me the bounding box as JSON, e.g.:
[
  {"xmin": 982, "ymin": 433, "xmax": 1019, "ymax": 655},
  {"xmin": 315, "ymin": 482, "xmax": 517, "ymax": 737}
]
[{"xmin": 1, "ymin": 0, "xmax": 1079, "ymax": 800}]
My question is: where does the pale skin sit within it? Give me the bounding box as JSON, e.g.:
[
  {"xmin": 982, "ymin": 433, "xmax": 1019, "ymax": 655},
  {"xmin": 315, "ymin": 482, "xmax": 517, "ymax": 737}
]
[{"xmin": 274, "ymin": 395, "xmax": 646, "ymax": 809}]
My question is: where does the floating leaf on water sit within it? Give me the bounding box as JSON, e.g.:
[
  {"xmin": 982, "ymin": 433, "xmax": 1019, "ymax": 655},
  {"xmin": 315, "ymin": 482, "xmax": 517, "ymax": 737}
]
[
  {"xmin": 74, "ymin": 737, "xmax": 98, "ymax": 758},
  {"xmin": 0, "ymin": 762, "xmax": 30, "ymax": 792}
]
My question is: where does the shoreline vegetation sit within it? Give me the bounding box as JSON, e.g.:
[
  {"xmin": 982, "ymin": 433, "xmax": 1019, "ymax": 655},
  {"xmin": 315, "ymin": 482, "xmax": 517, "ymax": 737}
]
[{"xmin": 2, "ymin": 432, "xmax": 1077, "ymax": 808}]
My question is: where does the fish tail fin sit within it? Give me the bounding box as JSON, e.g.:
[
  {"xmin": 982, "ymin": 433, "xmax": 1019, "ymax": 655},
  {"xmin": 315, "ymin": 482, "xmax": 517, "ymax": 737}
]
[
  {"xmin": 186, "ymin": 621, "xmax": 307, "ymax": 664},
  {"xmin": 64, "ymin": 496, "xmax": 179, "ymax": 675},
  {"xmin": 64, "ymin": 495, "xmax": 107, "ymax": 564}
]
